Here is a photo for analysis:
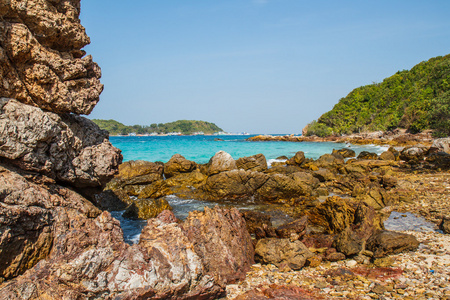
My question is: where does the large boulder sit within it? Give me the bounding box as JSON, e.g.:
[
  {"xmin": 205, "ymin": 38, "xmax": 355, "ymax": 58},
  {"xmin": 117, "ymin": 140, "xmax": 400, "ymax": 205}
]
[
  {"xmin": 0, "ymin": 99, "xmax": 122, "ymax": 188},
  {"xmin": 203, "ymin": 169, "xmax": 269, "ymax": 200},
  {"xmin": 118, "ymin": 160, "xmax": 163, "ymax": 180},
  {"xmin": 204, "ymin": 151, "xmax": 237, "ymax": 176},
  {"xmin": 236, "ymin": 153, "xmax": 268, "ymax": 172},
  {"xmin": 164, "ymin": 154, "xmax": 196, "ymax": 178},
  {"xmin": 0, "ymin": 1, "xmax": 102, "ymax": 114},
  {"xmin": 366, "ymin": 230, "xmax": 420, "ymax": 258},
  {"xmin": 308, "ymin": 196, "xmax": 355, "ymax": 234},
  {"xmin": 439, "ymin": 217, "xmax": 450, "ymax": 234},
  {"xmin": 400, "ymin": 146, "xmax": 427, "ymax": 162},
  {"xmin": 255, "ymin": 238, "xmax": 313, "ymax": 270},
  {"xmin": 256, "ymin": 173, "xmax": 311, "ymax": 201},
  {"xmin": 183, "ymin": 207, "xmax": 255, "ymax": 284},
  {"xmin": 1, "ymin": 175, "xmax": 249, "ymax": 299},
  {"xmin": 432, "ymin": 137, "xmax": 450, "ymax": 154}
]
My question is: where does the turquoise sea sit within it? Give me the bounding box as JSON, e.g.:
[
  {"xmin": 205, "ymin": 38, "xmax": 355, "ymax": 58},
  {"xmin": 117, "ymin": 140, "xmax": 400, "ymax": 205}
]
[{"xmin": 110, "ymin": 135, "xmax": 389, "ymax": 164}]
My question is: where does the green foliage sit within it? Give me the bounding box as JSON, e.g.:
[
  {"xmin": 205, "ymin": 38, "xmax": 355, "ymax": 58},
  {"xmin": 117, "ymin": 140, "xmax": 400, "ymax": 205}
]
[
  {"xmin": 429, "ymin": 91, "xmax": 450, "ymax": 137},
  {"xmin": 304, "ymin": 121, "xmax": 333, "ymax": 137},
  {"xmin": 306, "ymin": 54, "xmax": 450, "ymax": 136},
  {"xmin": 92, "ymin": 119, "xmax": 223, "ymax": 136}
]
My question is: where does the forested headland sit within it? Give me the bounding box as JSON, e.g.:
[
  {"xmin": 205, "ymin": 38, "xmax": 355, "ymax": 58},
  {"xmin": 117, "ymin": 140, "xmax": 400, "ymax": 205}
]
[
  {"xmin": 92, "ymin": 119, "xmax": 223, "ymax": 135},
  {"xmin": 305, "ymin": 54, "xmax": 450, "ymax": 137}
]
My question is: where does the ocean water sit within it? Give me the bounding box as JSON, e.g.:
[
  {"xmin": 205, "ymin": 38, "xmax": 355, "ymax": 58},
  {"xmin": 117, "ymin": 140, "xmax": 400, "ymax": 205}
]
[{"xmin": 110, "ymin": 135, "xmax": 389, "ymax": 164}]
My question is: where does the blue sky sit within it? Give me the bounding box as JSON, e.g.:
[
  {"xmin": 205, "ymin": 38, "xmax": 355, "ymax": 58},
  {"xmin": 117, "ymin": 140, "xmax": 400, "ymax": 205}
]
[{"xmin": 80, "ymin": 0, "xmax": 450, "ymax": 134}]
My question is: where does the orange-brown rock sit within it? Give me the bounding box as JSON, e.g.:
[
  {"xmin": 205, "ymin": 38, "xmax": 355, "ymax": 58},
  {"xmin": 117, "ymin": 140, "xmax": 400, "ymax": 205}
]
[
  {"xmin": 0, "ymin": 0, "xmax": 103, "ymax": 114},
  {"xmin": 164, "ymin": 154, "xmax": 197, "ymax": 178}
]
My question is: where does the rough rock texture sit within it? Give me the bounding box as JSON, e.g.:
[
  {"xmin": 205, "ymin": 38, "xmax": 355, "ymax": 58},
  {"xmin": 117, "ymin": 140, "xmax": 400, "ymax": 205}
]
[
  {"xmin": 400, "ymin": 146, "xmax": 427, "ymax": 162},
  {"xmin": 164, "ymin": 154, "xmax": 197, "ymax": 178},
  {"xmin": 0, "ymin": 98, "xmax": 122, "ymax": 187},
  {"xmin": 183, "ymin": 207, "xmax": 255, "ymax": 284},
  {"xmin": 432, "ymin": 138, "xmax": 450, "ymax": 154},
  {"xmin": 203, "ymin": 169, "xmax": 269, "ymax": 200},
  {"xmin": 236, "ymin": 153, "xmax": 268, "ymax": 172},
  {"xmin": 0, "ymin": 163, "xmax": 100, "ymax": 282},
  {"xmin": 357, "ymin": 151, "xmax": 378, "ymax": 160},
  {"xmin": 0, "ymin": 0, "xmax": 103, "ymax": 114},
  {"xmin": 255, "ymin": 238, "xmax": 313, "ymax": 270},
  {"xmin": 1, "ymin": 188, "xmax": 251, "ymax": 298},
  {"xmin": 122, "ymin": 197, "xmax": 172, "ymax": 219},
  {"xmin": 286, "ymin": 151, "xmax": 306, "ymax": 166},
  {"xmin": 366, "ymin": 230, "xmax": 420, "ymax": 258},
  {"xmin": 333, "ymin": 148, "xmax": 356, "ymax": 158}
]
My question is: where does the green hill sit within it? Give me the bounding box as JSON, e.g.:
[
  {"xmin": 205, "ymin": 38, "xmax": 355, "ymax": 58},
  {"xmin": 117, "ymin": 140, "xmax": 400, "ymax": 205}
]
[
  {"xmin": 92, "ymin": 119, "xmax": 223, "ymax": 136},
  {"xmin": 305, "ymin": 54, "xmax": 450, "ymax": 137}
]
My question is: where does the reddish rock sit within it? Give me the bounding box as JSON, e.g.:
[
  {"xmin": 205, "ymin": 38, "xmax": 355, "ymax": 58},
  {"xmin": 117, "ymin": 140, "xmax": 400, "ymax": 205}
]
[
  {"xmin": 275, "ymin": 216, "xmax": 308, "ymax": 238},
  {"xmin": 241, "ymin": 210, "xmax": 276, "ymax": 239},
  {"xmin": 182, "ymin": 207, "xmax": 255, "ymax": 284},
  {"xmin": 234, "ymin": 285, "xmax": 324, "ymax": 300}
]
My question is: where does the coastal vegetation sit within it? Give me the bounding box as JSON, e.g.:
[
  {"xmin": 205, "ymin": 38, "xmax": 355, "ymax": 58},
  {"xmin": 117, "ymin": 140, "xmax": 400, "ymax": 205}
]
[
  {"xmin": 305, "ymin": 54, "xmax": 450, "ymax": 137},
  {"xmin": 92, "ymin": 119, "xmax": 223, "ymax": 135}
]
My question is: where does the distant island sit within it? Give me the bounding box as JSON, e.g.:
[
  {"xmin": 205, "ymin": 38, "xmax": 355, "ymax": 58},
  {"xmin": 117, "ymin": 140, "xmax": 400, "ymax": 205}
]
[
  {"xmin": 304, "ymin": 54, "xmax": 450, "ymax": 137},
  {"xmin": 92, "ymin": 119, "xmax": 224, "ymax": 136}
]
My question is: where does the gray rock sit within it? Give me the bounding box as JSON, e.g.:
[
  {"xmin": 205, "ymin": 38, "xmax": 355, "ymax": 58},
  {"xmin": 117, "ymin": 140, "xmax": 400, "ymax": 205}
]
[
  {"xmin": 205, "ymin": 150, "xmax": 237, "ymax": 175},
  {"xmin": 0, "ymin": 99, "xmax": 122, "ymax": 187}
]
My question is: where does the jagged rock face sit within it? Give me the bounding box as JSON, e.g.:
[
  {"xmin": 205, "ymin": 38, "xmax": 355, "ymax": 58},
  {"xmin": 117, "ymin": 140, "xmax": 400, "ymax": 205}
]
[
  {"xmin": 183, "ymin": 207, "xmax": 255, "ymax": 284},
  {"xmin": 1, "ymin": 191, "xmax": 249, "ymax": 298},
  {"xmin": 0, "ymin": 98, "xmax": 122, "ymax": 187},
  {"xmin": 0, "ymin": 163, "xmax": 101, "ymax": 282},
  {"xmin": 0, "ymin": 0, "xmax": 102, "ymax": 114}
]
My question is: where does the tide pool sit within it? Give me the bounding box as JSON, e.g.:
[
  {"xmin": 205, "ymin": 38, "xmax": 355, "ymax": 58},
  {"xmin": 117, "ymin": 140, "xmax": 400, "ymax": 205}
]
[{"xmin": 110, "ymin": 135, "xmax": 389, "ymax": 163}]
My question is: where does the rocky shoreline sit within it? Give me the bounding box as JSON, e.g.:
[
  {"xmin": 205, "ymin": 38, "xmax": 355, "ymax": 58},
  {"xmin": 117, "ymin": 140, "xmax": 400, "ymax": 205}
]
[
  {"xmin": 248, "ymin": 129, "xmax": 435, "ymax": 147},
  {"xmin": 1, "ymin": 1, "xmax": 449, "ymax": 299}
]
